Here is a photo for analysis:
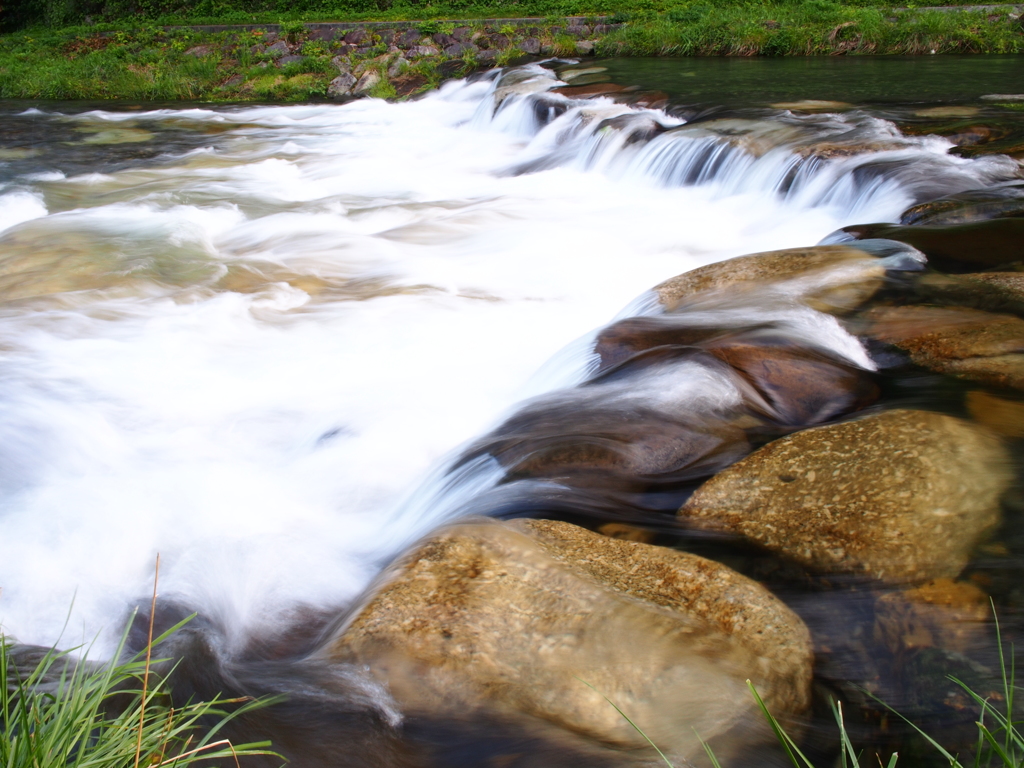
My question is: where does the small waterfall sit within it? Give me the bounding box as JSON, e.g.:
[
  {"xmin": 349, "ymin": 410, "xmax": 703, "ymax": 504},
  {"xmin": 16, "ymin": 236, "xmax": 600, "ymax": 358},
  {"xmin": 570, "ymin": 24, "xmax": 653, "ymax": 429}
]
[{"xmin": 453, "ymin": 64, "xmax": 1021, "ymax": 222}]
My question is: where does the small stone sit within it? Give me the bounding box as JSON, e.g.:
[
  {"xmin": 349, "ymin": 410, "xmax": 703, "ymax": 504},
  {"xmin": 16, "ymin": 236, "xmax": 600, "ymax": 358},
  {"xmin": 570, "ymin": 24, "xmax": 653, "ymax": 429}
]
[
  {"xmin": 575, "ymin": 40, "xmax": 595, "ymax": 55},
  {"xmin": 327, "ymin": 72, "xmax": 357, "ymax": 98}
]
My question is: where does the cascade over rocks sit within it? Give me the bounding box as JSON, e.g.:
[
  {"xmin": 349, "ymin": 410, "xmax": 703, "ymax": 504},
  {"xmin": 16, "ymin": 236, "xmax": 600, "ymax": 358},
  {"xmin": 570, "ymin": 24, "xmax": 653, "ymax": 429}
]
[
  {"xmin": 678, "ymin": 409, "xmax": 1011, "ymax": 583},
  {"xmin": 703, "ymin": 333, "xmax": 880, "ymax": 426},
  {"xmin": 327, "ymin": 518, "xmax": 812, "ymax": 763}
]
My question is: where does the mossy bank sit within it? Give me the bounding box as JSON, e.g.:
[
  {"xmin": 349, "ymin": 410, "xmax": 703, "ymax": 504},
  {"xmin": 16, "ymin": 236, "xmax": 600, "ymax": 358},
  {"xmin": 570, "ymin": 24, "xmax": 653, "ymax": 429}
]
[{"xmin": 1, "ymin": 3, "xmax": 1023, "ymax": 102}]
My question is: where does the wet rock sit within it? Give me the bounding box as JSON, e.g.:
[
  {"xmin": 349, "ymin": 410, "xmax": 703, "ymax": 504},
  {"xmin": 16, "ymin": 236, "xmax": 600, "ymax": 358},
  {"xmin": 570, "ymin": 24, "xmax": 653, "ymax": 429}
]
[
  {"xmin": 551, "ymin": 82, "xmax": 628, "ymax": 98},
  {"xmin": 477, "ymin": 50, "xmax": 498, "ymax": 65},
  {"xmin": 493, "ymin": 66, "xmax": 558, "ymax": 106},
  {"xmin": 966, "ymin": 390, "xmax": 1024, "ymax": 437},
  {"xmin": 653, "ymin": 244, "xmax": 890, "ymax": 313},
  {"xmin": 874, "ymin": 579, "xmax": 990, "ymax": 655},
  {"xmin": 840, "ymin": 219, "xmax": 1024, "ymax": 273},
  {"xmin": 353, "ymin": 70, "xmax": 382, "ymax": 95},
  {"xmin": 595, "ymin": 114, "xmax": 666, "ymax": 144},
  {"xmin": 904, "ymin": 272, "xmax": 1024, "ymax": 319},
  {"xmin": 595, "ymin": 316, "xmax": 738, "ymax": 371},
  {"xmin": 679, "ymin": 409, "xmax": 1011, "ymax": 583},
  {"xmin": 597, "ymin": 522, "xmax": 656, "ymax": 543},
  {"xmin": 327, "ymin": 72, "xmax": 357, "ymax": 99},
  {"xmin": 899, "ymin": 182, "xmax": 1024, "ymax": 225},
  {"xmin": 329, "ymin": 518, "xmax": 812, "ymax": 760},
  {"xmin": 476, "ymin": 399, "xmax": 751, "ymax": 489},
  {"xmin": 521, "ymin": 37, "xmax": 541, "ymax": 54},
  {"xmin": 704, "ymin": 333, "xmax": 879, "ymax": 426},
  {"xmin": 861, "ymin": 305, "xmax": 1024, "ymax": 389}
]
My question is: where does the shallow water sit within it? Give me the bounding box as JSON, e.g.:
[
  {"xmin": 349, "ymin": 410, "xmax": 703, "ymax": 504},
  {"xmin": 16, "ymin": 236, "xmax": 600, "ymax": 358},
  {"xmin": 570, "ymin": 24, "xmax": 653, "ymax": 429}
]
[{"xmin": 1, "ymin": 55, "xmax": 1023, "ymax": 766}]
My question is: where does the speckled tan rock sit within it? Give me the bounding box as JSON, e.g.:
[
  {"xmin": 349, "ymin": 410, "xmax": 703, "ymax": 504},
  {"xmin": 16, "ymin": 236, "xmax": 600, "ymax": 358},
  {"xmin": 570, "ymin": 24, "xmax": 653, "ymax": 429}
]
[
  {"xmin": 679, "ymin": 409, "xmax": 1011, "ymax": 583},
  {"xmin": 963, "ymin": 272, "xmax": 1024, "ymax": 296},
  {"xmin": 653, "ymin": 245, "xmax": 886, "ymax": 313},
  {"xmin": 863, "ymin": 305, "xmax": 1024, "ymax": 389},
  {"xmin": 327, "ymin": 518, "xmax": 812, "ymax": 761}
]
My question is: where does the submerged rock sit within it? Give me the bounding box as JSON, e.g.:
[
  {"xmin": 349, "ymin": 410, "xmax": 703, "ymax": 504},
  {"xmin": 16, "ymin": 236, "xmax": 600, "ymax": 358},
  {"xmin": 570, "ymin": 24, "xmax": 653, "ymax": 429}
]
[
  {"xmin": 899, "ymin": 182, "xmax": 1024, "ymax": 225},
  {"xmin": 652, "ymin": 244, "xmax": 891, "ymax": 314},
  {"xmin": 678, "ymin": 409, "xmax": 1011, "ymax": 583},
  {"xmin": 874, "ymin": 578, "xmax": 990, "ymax": 655},
  {"xmin": 840, "ymin": 219, "xmax": 1024, "ymax": 273},
  {"xmin": 328, "ymin": 518, "xmax": 812, "ymax": 762},
  {"xmin": 861, "ymin": 305, "xmax": 1024, "ymax": 389}
]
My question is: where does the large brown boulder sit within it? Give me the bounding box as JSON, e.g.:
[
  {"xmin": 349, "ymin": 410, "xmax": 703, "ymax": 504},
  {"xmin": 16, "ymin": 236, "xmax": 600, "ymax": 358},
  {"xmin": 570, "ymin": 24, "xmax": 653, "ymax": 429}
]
[
  {"xmin": 652, "ymin": 244, "xmax": 889, "ymax": 313},
  {"xmin": 327, "ymin": 519, "xmax": 813, "ymax": 763},
  {"xmin": 861, "ymin": 305, "xmax": 1024, "ymax": 390},
  {"xmin": 679, "ymin": 409, "xmax": 1011, "ymax": 583}
]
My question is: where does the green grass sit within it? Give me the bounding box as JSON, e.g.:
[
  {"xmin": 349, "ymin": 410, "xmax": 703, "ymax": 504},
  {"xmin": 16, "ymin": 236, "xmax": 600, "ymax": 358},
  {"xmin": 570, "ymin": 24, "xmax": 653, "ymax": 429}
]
[
  {"xmin": 0, "ymin": 618, "xmax": 279, "ymax": 768},
  {"xmin": 0, "ymin": 2, "xmax": 1020, "ymax": 102}
]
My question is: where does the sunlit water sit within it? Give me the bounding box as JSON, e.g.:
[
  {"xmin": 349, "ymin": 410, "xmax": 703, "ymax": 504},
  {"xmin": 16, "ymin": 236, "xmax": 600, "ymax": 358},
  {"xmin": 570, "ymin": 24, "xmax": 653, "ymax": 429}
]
[{"xmin": 0, "ymin": 59, "xmax": 1019, "ymax": 668}]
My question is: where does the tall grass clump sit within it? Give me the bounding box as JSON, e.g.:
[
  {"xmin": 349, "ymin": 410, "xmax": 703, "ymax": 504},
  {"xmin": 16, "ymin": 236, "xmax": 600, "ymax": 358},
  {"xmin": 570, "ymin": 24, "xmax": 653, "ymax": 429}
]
[{"xmin": 0, "ymin": 620, "xmax": 278, "ymax": 768}]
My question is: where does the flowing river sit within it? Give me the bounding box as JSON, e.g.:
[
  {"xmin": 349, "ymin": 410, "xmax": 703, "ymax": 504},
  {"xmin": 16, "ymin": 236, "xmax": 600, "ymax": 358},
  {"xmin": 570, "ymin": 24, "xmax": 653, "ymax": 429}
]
[{"xmin": 1, "ymin": 55, "xmax": 1023, "ymax": 766}]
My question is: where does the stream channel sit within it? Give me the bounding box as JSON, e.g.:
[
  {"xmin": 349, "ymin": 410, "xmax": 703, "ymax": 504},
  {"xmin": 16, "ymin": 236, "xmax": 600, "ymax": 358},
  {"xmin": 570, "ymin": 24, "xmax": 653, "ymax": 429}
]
[{"xmin": 1, "ymin": 54, "xmax": 1024, "ymax": 766}]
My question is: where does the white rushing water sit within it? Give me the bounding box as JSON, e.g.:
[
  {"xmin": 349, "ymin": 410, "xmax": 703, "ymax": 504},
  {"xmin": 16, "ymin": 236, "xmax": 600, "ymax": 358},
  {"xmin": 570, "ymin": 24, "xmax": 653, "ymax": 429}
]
[{"xmin": 0, "ymin": 67, "xmax": 1015, "ymax": 656}]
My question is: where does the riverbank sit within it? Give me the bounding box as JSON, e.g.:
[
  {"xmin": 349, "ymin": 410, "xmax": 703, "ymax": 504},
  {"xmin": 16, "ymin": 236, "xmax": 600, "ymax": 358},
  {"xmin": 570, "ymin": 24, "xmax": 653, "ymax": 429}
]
[{"xmin": 1, "ymin": 4, "xmax": 1022, "ymax": 101}]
